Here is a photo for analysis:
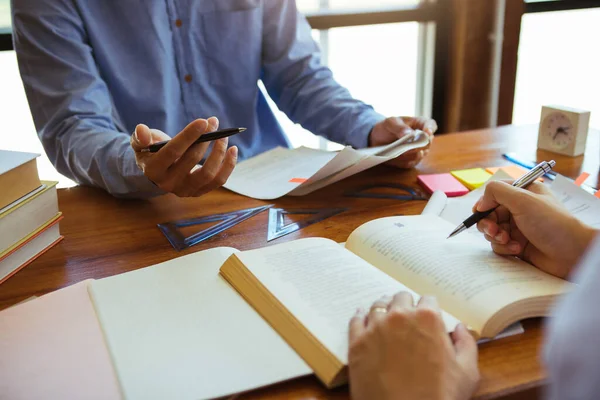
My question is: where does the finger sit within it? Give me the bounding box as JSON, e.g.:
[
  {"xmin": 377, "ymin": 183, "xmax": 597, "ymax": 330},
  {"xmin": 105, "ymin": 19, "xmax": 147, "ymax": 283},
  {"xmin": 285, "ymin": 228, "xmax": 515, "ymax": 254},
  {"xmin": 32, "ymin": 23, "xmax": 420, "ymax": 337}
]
[
  {"xmin": 207, "ymin": 116, "xmax": 219, "ymax": 132},
  {"xmin": 384, "ymin": 117, "xmax": 413, "ymax": 137},
  {"xmin": 403, "ymin": 116, "xmax": 438, "ymax": 136},
  {"xmin": 131, "ymin": 124, "xmax": 171, "ymax": 151},
  {"xmin": 367, "ymin": 296, "xmax": 391, "ymax": 325},
  {"xmin": 349, "ymin": 308, "xmax": 367, "ymax": 344},
  {"xmin": 491, "ymin": 240, "xmax": 523, "ymax": 256},
  {"xmin": 526, "ymin": 181, "xmax": 553, "ymax": 196},
  {"xmin": 452, "ymin": 323, "xmax": 478, "ymax": 373},
  {"xmin": 417, "ymin": 295, "xmax": 441, "ymax": 313},
  {"xmin": 153, "ymin": 119, "xmax": 209, "ymax": 168},
  {"xmin": 477, "ymin": 218, "xmax": 500, "ymax": 237},
  {"xmin": 389, "ymin": 291, "xmax": 415, "ymax": 312},
  {"xmin": 192, "ymin": 146, "xmax": 238, "ymax": 196},
  {"xmin": 167, "ymin": 141, "xmax": 211, "ymax": 188},
  {"xmin": 477, "ymin": 181, "xmax": 525, "ymax": 213}
]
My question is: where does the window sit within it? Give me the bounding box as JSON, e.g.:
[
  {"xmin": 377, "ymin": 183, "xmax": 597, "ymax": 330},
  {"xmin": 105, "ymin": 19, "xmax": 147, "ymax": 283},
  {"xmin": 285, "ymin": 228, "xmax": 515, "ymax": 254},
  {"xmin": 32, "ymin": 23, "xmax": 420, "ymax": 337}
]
[
  {"xmin": 267, "ymin": 0, "xmax": 430, "ymax": 150},
  {"xmin": 513, "ymin": 8, "xmax": 600, "ymax": 129},
  {"xmin": 264, "ymin": 21, "xmax": 421, "ymax": 150},
  {"xmin": 0, "ymin": 0, "xmax": 10, "ymax": 32},
  {"xmin": 297, "ymin": 0, "xmax": 420, "ymax": 13},
  {"xmin": 0, "ymin": 51, "xmax": 74, "ymax": 186}
]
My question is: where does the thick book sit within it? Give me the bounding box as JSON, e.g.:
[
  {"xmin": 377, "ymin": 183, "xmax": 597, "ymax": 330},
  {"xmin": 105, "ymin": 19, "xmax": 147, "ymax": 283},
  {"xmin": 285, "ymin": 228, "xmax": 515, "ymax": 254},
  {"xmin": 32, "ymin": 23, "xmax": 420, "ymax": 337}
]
[
  {"xmin": 220, "ymin": 214, "xmax": 572, "ymax": 388},
  {"xmin": 0, "ymin": 150, "xmax": 42, "ymax": 210},
  {"xmin": 0, "ymin": 214, "xmax": 63, "ymax": 284},
  {"xmin": 0, "ymin": 182, "xmax": 59, "ymax": 256},
  {"xmin": 223, "ymin": 131, "xmax": 430, "ymax": 199}
]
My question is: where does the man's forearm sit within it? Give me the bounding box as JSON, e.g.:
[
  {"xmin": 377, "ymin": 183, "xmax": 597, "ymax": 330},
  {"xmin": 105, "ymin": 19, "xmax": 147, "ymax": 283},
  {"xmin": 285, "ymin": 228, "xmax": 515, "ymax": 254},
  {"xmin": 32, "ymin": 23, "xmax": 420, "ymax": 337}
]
[{"xmin": 43, "ymin": 120, "xmax": 163, "ymax": 199}]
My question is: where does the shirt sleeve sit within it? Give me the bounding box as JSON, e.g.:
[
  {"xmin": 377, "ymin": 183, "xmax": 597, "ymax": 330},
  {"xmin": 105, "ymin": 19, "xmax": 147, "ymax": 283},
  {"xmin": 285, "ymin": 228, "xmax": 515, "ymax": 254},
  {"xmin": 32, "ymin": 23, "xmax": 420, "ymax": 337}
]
[
  {"xmin": 544, "ymin": 233, "xmax": 600, "ymax": 400},
  {"xmin": 260, "ymin": 0, "xmax": 385, "ymax": 149},
  {"xmin": 11, "ymin": 0, "xmax": 163, "ymax": 198}
]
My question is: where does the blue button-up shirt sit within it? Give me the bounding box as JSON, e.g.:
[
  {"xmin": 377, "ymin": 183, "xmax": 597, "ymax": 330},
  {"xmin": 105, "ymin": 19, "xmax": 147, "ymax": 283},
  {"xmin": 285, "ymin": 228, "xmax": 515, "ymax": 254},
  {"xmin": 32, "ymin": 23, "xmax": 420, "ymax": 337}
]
[{"xmin": 11, "ymin": 0, "xmax": 385, "ymax": 198}]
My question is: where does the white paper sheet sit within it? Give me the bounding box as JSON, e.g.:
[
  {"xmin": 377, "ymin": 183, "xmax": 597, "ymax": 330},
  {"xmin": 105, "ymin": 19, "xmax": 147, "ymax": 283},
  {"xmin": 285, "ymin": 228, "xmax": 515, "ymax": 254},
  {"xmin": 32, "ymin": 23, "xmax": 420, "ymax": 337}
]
[{"xmin": 224, "ymin": 131, "xmax": 430, "ymax": 199}]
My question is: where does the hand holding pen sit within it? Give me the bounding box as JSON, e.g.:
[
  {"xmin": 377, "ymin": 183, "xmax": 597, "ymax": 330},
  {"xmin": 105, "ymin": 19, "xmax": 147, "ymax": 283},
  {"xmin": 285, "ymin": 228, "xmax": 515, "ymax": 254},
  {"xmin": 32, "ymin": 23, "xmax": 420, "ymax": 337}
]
[
  {"xmin": 460, "ymin": 167, "xmax": 596, "ymax": 280},
  {"xmin": 448, "ymin": 161, "xmax": 556, "ymax": 239},
  {"xmin": 130, "ymin": 117, "xmax": 240, "ymax": 198}
]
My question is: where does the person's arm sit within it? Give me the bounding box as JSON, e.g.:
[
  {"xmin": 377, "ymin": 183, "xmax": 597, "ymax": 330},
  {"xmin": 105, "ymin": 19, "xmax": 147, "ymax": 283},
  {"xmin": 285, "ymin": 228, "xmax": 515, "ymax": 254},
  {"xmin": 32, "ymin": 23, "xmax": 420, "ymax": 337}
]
[
  {"xmin": 474, "ymin": 181, "xmax": 596, "ymax": 279},
  {"xmin": 260, "ymin": 0, "xmax": 385, "ymax": 149},
  {"xmin": 544, "ymin": 235, "xmax": 600, "ymax": 400},
  {"xmin": 12, "ymin": 0, "xmax": 160, "ymax": 198}
]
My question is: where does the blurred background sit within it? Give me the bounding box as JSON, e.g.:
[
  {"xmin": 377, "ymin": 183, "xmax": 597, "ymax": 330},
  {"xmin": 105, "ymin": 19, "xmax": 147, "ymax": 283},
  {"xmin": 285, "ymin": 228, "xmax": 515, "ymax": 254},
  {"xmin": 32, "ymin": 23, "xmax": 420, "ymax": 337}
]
[{"xmin": 0, "ymin": 0, "xmax": 598, "ymax": 187}]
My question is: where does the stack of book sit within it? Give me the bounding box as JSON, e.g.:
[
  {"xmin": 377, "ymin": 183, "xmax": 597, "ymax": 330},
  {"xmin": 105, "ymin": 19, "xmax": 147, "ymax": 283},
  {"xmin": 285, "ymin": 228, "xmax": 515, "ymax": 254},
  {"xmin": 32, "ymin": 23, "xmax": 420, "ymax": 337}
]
[{"xmin": 0, "ymin": 150, "xmax": 63, "ymax": 284}]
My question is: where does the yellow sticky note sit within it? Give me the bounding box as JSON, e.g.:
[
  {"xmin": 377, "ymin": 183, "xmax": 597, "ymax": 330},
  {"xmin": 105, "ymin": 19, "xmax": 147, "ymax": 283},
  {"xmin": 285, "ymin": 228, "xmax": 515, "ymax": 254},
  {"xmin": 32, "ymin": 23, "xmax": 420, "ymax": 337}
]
[{"xmin": 450, "ymin": 168, "xmax": 492, "ymax": 190}]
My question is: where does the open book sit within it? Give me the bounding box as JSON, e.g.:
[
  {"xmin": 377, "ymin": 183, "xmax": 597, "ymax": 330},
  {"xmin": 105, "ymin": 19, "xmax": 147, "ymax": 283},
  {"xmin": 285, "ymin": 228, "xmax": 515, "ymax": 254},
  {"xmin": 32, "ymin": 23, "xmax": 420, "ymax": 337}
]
[
  {"xmin": 220, "ymin": 214, "xmax": 572, "ymax": 388},
  {"xmin": 223, "ymin": 131, "xmax": 430, "ymax": 199}
]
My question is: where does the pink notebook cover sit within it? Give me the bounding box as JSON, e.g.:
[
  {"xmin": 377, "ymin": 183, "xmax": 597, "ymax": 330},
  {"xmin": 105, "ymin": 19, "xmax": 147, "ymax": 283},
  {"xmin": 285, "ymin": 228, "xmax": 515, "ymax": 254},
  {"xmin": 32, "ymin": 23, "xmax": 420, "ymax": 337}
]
[
  {"xmin": 0, "ymin": 280, "xmax": 122, "ymax": 399},
  {"xmin": 417, "ymin": 173, "xmax": 469, "ymax": 197}
]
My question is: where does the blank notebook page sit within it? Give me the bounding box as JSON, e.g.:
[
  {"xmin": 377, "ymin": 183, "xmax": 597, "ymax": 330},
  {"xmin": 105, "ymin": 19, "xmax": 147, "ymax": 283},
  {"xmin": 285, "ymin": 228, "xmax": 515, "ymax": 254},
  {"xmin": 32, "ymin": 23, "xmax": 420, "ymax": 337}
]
[
  {"xmin": 0, "ymin": 280, "xmax": 122, "ymax": 400},
  {"xmin": 89, "ymin": 247, "xmax": 310, "ymax": 400}
]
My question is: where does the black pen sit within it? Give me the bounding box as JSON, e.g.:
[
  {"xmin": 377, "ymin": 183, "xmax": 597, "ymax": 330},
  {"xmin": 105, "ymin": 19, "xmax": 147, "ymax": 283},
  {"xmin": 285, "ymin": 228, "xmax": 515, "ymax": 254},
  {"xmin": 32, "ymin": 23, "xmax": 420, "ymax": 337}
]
[
  {"xmin": 141, "ymin": 127, "xmax": 246, "ymax": 153},
  {"xmin": 447, "ymin": 160, "xmax": 556, "ymax": 239}
]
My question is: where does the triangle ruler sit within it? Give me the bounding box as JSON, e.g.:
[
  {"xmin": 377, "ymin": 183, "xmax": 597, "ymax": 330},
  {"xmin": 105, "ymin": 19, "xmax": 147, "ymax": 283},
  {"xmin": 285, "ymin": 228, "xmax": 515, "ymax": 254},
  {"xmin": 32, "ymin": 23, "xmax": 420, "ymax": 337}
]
[
  {"xmin": 345, "ymin": 183, "xmax": 427, "ymax": 201},
  {"xmin": 158, "ymin": 204, "xmax": 272, "ymax": 251},
  {"xmin": 267, "ymin": 207, "xmax": 348, "ymax": 242}
]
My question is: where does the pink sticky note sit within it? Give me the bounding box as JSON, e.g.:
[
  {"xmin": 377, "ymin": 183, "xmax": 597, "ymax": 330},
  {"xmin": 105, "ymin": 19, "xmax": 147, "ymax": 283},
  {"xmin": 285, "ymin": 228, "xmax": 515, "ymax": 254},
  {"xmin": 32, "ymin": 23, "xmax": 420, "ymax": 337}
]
[{"xmin": 418, "ymin": 173, "xmax": 469, "ymax": 197}]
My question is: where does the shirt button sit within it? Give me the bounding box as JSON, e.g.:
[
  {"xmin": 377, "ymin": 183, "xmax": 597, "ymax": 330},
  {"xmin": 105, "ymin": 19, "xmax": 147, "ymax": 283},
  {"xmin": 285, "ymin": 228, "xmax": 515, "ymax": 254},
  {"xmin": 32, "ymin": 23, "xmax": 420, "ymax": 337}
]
[
  {"xmin": 175, "ymin": 19, "xmax": 182, "ymax": 27},
  {"xmin": 184, "ymin": 74, "xmax": 192, "ymax": 83}
]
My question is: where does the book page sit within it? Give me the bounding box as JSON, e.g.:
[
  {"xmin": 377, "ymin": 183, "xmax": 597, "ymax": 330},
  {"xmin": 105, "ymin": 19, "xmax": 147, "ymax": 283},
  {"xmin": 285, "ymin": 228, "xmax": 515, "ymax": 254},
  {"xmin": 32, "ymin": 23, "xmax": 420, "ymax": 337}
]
[
  {"xmin": 0, "ymin": 280, "xmax": 121, "ymax": 400},
  {"xmin": 236, "ymin": 238, "xmax": 460, "ymax": 364},
  {"xmin": 551, "ymin": 174, "xmax": 600, "ymax": 228},
  {"xmin": 346, "ymin": 215, "xmax": 570, "ymax": 334},
  {"xmin": 224, "ymin": 132, "xmax": 430, "ymax": 199},
  {"xmin": 89, "ymin": 247, "xmax": 310, "ymax": 400}
]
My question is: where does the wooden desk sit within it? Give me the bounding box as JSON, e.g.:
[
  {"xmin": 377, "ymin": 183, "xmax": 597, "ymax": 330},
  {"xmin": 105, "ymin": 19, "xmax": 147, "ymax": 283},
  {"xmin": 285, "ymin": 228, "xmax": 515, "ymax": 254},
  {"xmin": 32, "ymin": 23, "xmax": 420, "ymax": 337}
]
[{"xmin": 0, "ymin": 124, "xmax": 597, "ymax": 399}]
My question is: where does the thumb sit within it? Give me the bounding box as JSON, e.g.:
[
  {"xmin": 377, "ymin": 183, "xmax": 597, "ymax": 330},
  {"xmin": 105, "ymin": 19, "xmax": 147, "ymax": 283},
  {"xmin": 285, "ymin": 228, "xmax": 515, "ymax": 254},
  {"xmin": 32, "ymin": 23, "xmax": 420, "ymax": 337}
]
[
  {"xmin": 132, "ymin": 124, "xmax": 171, "ymax": 152},
  {"xmin": 132, "ymin": 124, "xmax": 152, "ymax": 151},
  {"xmin": 476, "ymin": 181, "xmax": 528, "ymax": 214},
  {"xmin": 384, "ymin": 117, "xmax": 413, "ymax": 137},
  {"xmin": 452, "ymin": 323, "xmax": 478, "ymax": 371}
]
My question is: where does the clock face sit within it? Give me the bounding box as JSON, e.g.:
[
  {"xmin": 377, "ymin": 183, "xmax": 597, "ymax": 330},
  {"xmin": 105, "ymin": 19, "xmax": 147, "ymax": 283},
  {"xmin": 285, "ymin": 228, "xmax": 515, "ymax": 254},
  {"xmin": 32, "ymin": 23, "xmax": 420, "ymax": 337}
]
[{"xmin": 542, "ymin": 112, "xmax": 574, "ymax": 150}]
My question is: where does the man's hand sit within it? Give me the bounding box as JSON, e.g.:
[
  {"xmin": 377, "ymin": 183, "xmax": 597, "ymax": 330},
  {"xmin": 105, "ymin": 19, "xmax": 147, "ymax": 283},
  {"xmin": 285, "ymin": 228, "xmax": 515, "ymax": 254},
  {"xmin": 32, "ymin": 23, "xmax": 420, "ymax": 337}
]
[
  {"xmin": 474, "ymin": 181, "xmax": 596, "ymax": 279},
  {"xmin": 348, "ymin": 292, "xmax": 479, "ymax": 400},
  {"xmin": 131, "ymin": 117, "xmax": 238, "ymax": 197},
  {"xmin": 369, "ymin": 116, "xmax": 437, "ymax": 168}
]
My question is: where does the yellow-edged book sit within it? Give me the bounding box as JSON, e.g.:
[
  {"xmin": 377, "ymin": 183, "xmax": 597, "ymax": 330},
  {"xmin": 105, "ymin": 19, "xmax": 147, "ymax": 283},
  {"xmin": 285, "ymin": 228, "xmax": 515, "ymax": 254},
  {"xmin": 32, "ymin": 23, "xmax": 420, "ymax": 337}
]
[
  {"xmin": 219, "ymin": 214, "xmax": 572, "ymax": 387},
  {"xmin": 0, "ymin": 182, "xmax": 63, "ymax": 283}
]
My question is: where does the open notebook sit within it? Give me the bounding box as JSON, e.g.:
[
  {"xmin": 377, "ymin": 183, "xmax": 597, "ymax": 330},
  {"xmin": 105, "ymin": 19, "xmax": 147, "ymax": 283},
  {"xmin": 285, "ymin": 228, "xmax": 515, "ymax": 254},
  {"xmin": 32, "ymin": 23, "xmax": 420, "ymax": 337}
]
[{"xmin": 223, "ymin": 131, "xmax": 430, "ymax": 199}]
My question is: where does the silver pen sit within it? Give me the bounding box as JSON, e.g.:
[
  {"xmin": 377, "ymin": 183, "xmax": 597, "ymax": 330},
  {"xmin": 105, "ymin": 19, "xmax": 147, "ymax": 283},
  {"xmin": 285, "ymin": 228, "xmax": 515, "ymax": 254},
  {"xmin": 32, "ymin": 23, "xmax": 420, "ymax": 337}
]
[{"xmin": 447, "ymin": 160, "xmax": 556, "ymax": 239}]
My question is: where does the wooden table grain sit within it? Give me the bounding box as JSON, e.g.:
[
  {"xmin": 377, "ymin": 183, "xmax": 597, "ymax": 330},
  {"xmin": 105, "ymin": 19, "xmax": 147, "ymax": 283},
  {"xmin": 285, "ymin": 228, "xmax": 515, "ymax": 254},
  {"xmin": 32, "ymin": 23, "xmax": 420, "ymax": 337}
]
[{"xmin": 1, "ymin": 124, "xmax": 597, "ymax": 399}]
